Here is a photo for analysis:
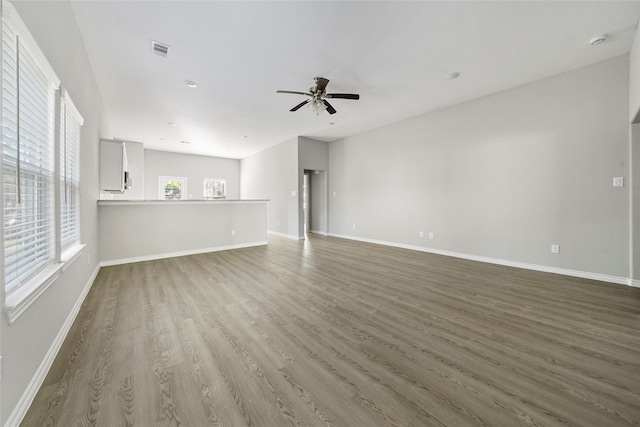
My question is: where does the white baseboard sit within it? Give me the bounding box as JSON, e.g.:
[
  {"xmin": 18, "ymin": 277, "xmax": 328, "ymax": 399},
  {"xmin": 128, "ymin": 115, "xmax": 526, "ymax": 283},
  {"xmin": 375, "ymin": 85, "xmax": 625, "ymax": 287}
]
[
  {"xmin": 5, "ymin": 264, "xmax": 101, "ymax": 427},
  {"xmin": 267, "ymin": 230, "xmax": 303, "ymax": 240},
  {"xmin": 630, "ymin": 279, "xmax": 640, "ymax": 288},
  {"xmin": 100, "ymin": 241, "xmax": 268, "ymax": 267},
  {"xmin": 328, "ymin": 233, "xmax": 631, "ymax": 287},
  {"xmin": 308, "ymin": 229, "xmax": 328, "ymax": 236}
]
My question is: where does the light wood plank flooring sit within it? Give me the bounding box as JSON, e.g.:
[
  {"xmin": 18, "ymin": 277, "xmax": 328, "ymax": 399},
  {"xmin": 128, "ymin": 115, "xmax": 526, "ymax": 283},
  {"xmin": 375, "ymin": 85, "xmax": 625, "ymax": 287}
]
[{"xmin": 22, "ymin": 234, "xmax": 640, "ymax": 426}]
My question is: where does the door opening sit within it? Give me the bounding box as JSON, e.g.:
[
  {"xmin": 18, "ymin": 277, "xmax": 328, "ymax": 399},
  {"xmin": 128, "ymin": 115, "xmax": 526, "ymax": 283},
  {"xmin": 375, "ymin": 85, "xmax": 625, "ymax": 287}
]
[{"xmin": 303, "ymin": 172, "xmax": 310, "ymax": 235}]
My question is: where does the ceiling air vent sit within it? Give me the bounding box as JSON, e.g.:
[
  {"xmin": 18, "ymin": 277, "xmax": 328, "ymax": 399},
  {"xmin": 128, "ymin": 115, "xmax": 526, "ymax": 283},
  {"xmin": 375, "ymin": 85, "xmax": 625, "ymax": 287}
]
[{"xmin": 151, "ymin": 40, "xmax": 169, "ymax": 57}]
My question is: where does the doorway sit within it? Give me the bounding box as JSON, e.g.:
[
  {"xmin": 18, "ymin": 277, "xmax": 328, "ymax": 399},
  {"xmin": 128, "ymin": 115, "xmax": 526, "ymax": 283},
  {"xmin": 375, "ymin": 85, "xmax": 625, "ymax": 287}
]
[
  {"xmin": 302, "ymin": 169, "xmax": 328, "ymax": 237},
  {"xmin": 303, "ymin": 172, "xmax": 310, "ymax": 235}
]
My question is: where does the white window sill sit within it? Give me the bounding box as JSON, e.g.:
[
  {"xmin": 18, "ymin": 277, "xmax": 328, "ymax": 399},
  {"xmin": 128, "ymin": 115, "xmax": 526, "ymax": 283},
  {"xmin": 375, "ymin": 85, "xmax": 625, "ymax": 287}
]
[
  {"xmin": 5, "ymin": 243, "xmax": 86, "ymax": 324},
  {"xmin": 62, "ymin": 243, "xmax": 86, "ymax": 270}
]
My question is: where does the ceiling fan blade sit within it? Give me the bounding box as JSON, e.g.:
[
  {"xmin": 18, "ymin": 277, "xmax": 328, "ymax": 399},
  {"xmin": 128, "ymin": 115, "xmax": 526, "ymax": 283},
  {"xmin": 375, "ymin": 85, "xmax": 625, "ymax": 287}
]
[
  {"xmin": 290, "ymin": 99, "xmax": 311, "ymax": 112},
  {"xmin": 326, "ymin": 93, "xmax": 360, "ymax": 100},
  {"xmin": 315, "ymin": 77, "xmax": 329, "ymax": 93},
  {"xmin": 323, "ymin": 100, "xmax": 337, "ymax": 115},
  {"xmin": 277, "ymin": 90, "xmax": 312, "ymax": 96}
]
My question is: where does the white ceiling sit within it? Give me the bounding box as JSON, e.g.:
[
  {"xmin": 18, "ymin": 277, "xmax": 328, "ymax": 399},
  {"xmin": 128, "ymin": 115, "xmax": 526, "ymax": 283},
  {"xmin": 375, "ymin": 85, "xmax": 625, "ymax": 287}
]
[{"xmin": 69, "ymin": 1, "xmax": 640, "ymax": 159}]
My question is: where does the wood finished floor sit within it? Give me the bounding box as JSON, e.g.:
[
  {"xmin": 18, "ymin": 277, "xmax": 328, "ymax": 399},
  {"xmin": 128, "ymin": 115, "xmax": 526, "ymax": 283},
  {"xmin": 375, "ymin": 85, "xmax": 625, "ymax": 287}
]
[{"xmin": 22, "ymin": 234, "xmax": 640, "ymax": 426}]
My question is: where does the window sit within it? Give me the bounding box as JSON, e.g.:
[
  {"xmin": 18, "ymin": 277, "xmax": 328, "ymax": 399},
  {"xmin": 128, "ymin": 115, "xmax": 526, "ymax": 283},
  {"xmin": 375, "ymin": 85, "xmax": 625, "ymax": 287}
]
[
  {"xmin": 60, "ymin": 92, "xmax": 83, "ymax": 252},
  {"xmin": 1, "ymin": 3, "xmax": 84, "ymax": 321},
  {"xmin": 2, "ymin": 4, "xmax": 61, "ymax": 293},
  {"xmin": 158, "ymin": 176, "xmax": 187, "ymax": 200},
  {"xmin": 204, "ymin": 178, "xmax": 226, "ymax": 199}
]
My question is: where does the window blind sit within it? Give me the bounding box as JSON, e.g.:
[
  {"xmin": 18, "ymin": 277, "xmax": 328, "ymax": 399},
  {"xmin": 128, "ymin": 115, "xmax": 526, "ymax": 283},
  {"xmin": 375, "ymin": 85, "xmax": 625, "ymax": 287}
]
[
  {"xmin": 60, "ymin": 92, "xmax": 83, "ymax": 250},
  {"xmin": 2, "ymin": 5, "xmax": 61, "ymax": 292}
]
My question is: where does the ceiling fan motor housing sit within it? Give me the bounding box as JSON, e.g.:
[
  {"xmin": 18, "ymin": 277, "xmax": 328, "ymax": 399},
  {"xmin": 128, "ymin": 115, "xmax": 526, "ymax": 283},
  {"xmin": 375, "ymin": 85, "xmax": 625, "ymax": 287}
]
[{"xmin": 277, "ymin": 76, "xmax": 359, "ymax": 115}]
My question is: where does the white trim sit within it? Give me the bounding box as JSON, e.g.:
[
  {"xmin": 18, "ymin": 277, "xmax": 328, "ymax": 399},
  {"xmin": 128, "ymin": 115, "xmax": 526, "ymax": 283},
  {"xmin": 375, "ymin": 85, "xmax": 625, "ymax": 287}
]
[
  {"xmin": 329, "ymin": 233, "xmax": 632, "ymax": 287},
  {"xmin": 4, "ymin": 264, "xmax": 63, "ymax": 324},
  {"xmin": 3, "ymin": 2, "xmax": 60, "ymax": 87},
  {"xmin": 4, "ymin": 245, "xmax": 87, "ymax": 323},
  {"xmin": 308, "ymin": 229, "xmax": 328, "ymax": 236},
  {"xmin": 100, "ymin": 241, "xmax": 268, "ymax": 267},
  {"xmin": 267, "ymin": 230, "xmax": 302, "ymax": 240},
  {"xmin": 4, "ymin": 263, "xmax": 100, "ymax": 427},
  {"xmin": 61, "ymin": 243, "xmax": 86, "ymax": 272},
  {"xmin": 60, "ymin": 88, "xmax": 84, "ymax": 125},
  {"xmin": 630, "ymin": 279, "xmax": 640, "ymax": 288}
]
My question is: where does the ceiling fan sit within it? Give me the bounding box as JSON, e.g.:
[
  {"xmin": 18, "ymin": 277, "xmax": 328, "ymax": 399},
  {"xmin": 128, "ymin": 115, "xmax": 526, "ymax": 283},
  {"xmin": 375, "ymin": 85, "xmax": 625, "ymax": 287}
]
[{"xmin": 277, "ymin": 77, "xmax": 359, "ymax": 115}]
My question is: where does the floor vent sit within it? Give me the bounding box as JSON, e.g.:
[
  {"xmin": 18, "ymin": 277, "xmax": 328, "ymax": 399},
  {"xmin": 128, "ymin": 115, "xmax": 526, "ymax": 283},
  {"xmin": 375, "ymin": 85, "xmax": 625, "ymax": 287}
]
[{"xmin": 151, "ymin": 40, "xmax": 169, "ymax": 57}]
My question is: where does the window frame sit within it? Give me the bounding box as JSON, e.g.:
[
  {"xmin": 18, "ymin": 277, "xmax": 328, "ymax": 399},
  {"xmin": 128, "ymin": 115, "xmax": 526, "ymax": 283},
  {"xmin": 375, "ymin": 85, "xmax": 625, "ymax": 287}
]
[
  {"xmin": 1, "ymin": 2, "xmax": 85, "ymax": 323},
  {"xmin": 60, "ymin": 89, "xmax": 84, "ymax": 257},
  {"xmin": 158, "ymin": 176, "xmax": 188, "ymax": 200}
]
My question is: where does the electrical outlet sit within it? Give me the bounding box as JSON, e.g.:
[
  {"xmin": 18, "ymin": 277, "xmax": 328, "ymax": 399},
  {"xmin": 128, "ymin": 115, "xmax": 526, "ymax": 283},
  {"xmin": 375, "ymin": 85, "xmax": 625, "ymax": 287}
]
[
  {"xmin": 352, "ymin": 224, "xmax": 356, "ymax": 230},
  {"xmin": 551, "ymin": 244, "xmax": 560, "ymax": 254},
  {"xmin": 429, "ymin": 232, "xmax": 434, "ymax": 239},
  {"xmin": 419, "ymin": 231, "xmax": 424, "ymax": 238},
  {"xmin": 613, "ymin": 177, "xmax": 624, "ymax": 187},
  {"xmin": 231, "ymin": 230, "xmax": 236, "ymax": 236}
]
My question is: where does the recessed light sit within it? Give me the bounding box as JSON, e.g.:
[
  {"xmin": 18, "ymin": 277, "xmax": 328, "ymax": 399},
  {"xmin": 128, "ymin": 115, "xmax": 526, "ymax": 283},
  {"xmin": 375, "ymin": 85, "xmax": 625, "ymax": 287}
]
[
  {"xmin": 166, "ymin": 121, "xmax": 176, "ymax": 126},
  {"xmin": 445, "ymin": 72, "xmax": 460, "ymax": 80},
  {"xmin": 589, "ymin": 35, "xmax": 607, "ymax": 46},
  {"xmin": 183, "ymin": 80, "xmax": 197, "ymax": 88},
  {"xmin": 329, "ymin": 122, "xmax": 335, "ymax": 126},
  {"xmin": 241, "ymin": 135, "xmax": 248, "ymax": 139},
  {"xmin": 181, "ymin": 140, "xmax": 191, "ymax": 144}
]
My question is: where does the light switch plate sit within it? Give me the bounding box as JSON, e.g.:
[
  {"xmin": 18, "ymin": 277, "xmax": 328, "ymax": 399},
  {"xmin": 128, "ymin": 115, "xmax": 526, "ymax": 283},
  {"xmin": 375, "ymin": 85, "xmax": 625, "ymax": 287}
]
[{"xmin": 613, "ymin": 177, "xmax": 624, "ymax": 187}]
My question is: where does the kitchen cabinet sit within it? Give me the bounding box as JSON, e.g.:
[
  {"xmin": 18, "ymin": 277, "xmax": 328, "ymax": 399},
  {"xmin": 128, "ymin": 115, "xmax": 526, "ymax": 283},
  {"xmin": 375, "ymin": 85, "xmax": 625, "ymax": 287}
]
[{"xmin": 100, "ymin": 140, "xmax": 130, "ymax": 193}]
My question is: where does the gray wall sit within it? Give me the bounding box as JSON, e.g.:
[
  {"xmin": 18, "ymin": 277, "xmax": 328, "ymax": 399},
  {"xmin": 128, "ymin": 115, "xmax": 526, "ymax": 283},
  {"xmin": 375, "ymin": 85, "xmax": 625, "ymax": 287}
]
[
  {"xmin": 630, "ymin": 22, "xmax": 640, "ymax": 122},
  {"xmin": 99, "ymin": 202, "xmax": 267, "ymax": 264},
  {"xmin": 630, "ymin": 24, "xmax": 640, "ymax": 285},
  {"xmin": 241, "ymin": 138, "xmax": 299, "ymax": 238},
  {"xmin": 329, "ymin": 55, "xmax": 630, "ymax": 280},
  {"xmin": 2, "ymin": 1, "xmax": 105, "ymax": 424},
  {"xmin": 633, "ymin": 123, "xmax": 640, "ymax": 284},
  {"xmin": 144, "ymin": 149, "xmax": 240, "ymax": 200},
  {"xmin": 309, "ymin": 171, "xmax": 328, "ymax": 235}
]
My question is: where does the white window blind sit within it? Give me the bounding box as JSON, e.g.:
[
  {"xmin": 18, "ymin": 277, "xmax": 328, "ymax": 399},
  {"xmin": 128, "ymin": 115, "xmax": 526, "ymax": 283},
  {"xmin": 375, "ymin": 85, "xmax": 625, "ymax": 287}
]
[
  {"xmin": 60, "ymin": 92, "xmax": 83, "ymax": 250},
  {"xmin": 2, "ymin": 4, "xmax": 61, "ymax": 293}
]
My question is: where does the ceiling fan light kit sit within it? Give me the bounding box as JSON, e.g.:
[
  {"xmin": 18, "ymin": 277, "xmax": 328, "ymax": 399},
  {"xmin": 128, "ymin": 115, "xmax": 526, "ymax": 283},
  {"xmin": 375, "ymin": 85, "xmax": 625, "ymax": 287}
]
[{"xmin": 277, "ymin": 77, "xmax": 359, "ymax": 115}]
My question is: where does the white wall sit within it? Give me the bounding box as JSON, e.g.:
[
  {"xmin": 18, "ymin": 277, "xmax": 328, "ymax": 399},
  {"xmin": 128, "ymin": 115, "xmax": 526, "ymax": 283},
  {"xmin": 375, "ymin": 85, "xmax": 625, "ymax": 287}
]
[
  {"xmin": 329, "ymin": 55, "xmax": 630, "ymax": 281},
  {"xmin": 630, "ymin": 21, "xmax": 640, "ymax": 122},
  {"xmin": 241, "ymin": 138, "xmax": 299, "ymax": 238},
  {"xmin": 2, "ymin": 1, "xmax": 105, "ymax": 424},
  {"xmin": 144, "ymin": 149, "xmax": 240, "ymax": 200}
]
